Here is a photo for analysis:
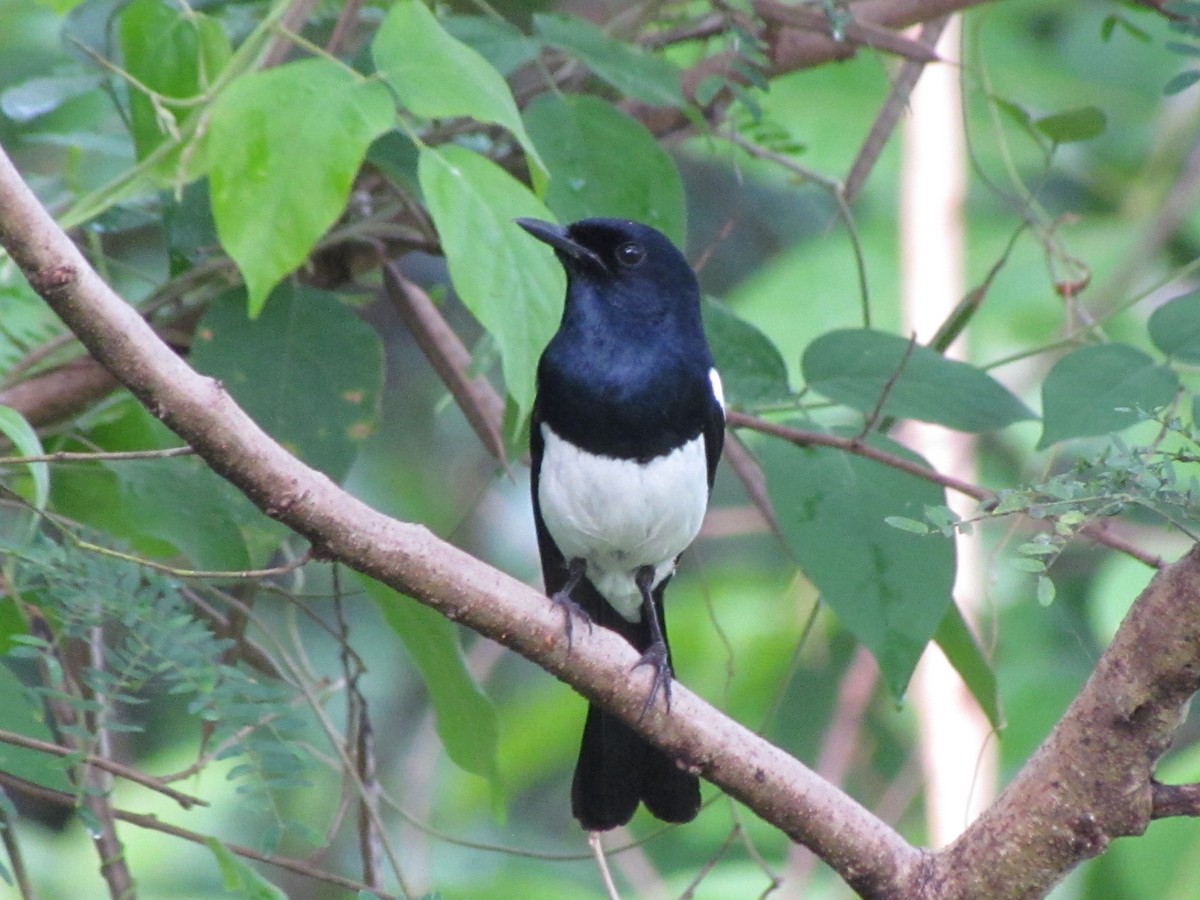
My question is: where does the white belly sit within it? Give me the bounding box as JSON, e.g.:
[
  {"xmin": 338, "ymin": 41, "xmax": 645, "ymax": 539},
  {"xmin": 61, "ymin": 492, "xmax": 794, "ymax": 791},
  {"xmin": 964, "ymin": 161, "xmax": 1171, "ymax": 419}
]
[{"xmin": 538, "ymin": 423, "xmax": 709, "ymax": 621}]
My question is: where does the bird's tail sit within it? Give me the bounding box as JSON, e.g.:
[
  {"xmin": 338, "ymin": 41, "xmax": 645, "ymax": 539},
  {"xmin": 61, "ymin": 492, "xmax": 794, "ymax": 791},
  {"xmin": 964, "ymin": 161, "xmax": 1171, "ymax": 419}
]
[{"xmin": 570, "ymin": 583, "xmax": 700, "ymax": 831}]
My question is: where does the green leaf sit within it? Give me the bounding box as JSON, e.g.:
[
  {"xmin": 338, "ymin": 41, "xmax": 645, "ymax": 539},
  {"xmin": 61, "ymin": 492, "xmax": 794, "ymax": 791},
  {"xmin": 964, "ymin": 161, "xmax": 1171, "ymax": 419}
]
[
  {"xmin": 119, "ymin": 0, "xmax": 231, "ymax": 162},
  {"xmin": 933, "ymin": 604, "xmax": 1001, "ymax": 729},
  {"xmin": 359, "ymin": 576, "xmax": 502, "ymax": 794},
  {"xmin": 1165, "ymin": 70, "xmax": 1200, "ymax": 95},
  {"xmin": 1148, "ymin": 290, "xmax": 1200, "ymax": 362},
  {"xmin": 0, "ymin": 405, "xmax": 48, "ymax": 509},
  {"xmin": 190, "ymin": 285, "xmax": 383, "ymax": 483},
  {"xmin": 444, "ymin": 15, "xmax": 541, "ymax": 76},
  {"xmin": 533, "ymin": 13, "xmax": 686, "ymax": 108},
  {"xmin": 205, "ymin": 838, "xmax": 287, "ymax": 900},
  {"xmin": 885, "ymin": 516, "xmax": 930, "ymax": 535},
  {"xmin": 417, "ymin": 144, "xmax": 562, "ymax": 418},
  {"xmin": 207, "ymin": 58, "xmax": 394, "ymax": 315},
  {"xmin": 0, "ymin": 663, "xmax": 74, "ymax": 793},
  {"xmin": 1033, "ymin": 106, "xmax": 1107, "ymax": 144},
  {"xmin": 0, "ymin": 74, "xmax": 100, "ymax": 123},
  {"xmin": 759, "ymin": 428, "xmax": 956, "ymax": 696},
  {"xmin": 1036, "ymin": 575, "xmax": 1056, "ymax": 606},
  {"xmin": 1038, "ymin": 344, "xmax": 1178, "ymax": 448},
  {"xmin": 524, "ymin": 93, "xmax": 685, "ymax": 246},
  {"xmin": 802, "ymin": 329, "xmax": 1035, "ymax": 432},
  {"xmin": 372, "ymin": 0, "xmax": 544, "ymax": 177},
  {"xmin": 701, "ymin": 298, "xmax": 791, "ymax": 408}
]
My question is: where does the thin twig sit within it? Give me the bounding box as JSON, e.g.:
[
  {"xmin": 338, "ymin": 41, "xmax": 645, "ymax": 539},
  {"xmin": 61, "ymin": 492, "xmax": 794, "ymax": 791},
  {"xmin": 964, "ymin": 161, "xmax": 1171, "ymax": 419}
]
[
  {"xmin": 0, "ymin": 729, "xmax": 207, "ymax": 810},
  {"xmin": 0, "ymin": 800, "xmax": 35, "ymax": 900},
  {"xmin": 856, "ymin": 333, "xmax": 920, "ymax": 439},
  {"xmin": 844, "ymin": 18, "xmax": 951, "ymax": 201},
  {"xmin": 0, "ymin": 446, "xmax": 194, "ymax": 466},
  {"xmin": 1151, "ymin": 781, "xmax": 1200, "ymax": 819},
  {"xmin": 382, "ymin": 263, "xmax": 508, "ymax": 465}
]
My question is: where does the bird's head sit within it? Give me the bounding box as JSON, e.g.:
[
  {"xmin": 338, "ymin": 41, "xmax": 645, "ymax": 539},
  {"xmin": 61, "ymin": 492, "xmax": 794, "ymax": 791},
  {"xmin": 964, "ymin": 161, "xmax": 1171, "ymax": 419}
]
[{"xmin": 516, "ymin": 217, "xmax": 699, "ymax": 320}]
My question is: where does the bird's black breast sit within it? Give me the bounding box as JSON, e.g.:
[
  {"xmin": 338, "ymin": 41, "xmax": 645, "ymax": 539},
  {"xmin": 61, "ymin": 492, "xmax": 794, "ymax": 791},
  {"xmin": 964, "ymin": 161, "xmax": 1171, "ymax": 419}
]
[{"xmin": 535, "ymin": 330, "xmax": 714, "ymax": 463}]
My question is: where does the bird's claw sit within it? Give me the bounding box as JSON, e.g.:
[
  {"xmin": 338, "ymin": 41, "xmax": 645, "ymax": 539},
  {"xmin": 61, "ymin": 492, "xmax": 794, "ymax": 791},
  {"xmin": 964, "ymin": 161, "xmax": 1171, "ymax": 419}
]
[
  {"xmin": 632, "ymin": 640, "xmax": 673, "ymax": 722},
  {"xmin": 549, "ymin": 587, "xmax": 593, "ymax": 652}
]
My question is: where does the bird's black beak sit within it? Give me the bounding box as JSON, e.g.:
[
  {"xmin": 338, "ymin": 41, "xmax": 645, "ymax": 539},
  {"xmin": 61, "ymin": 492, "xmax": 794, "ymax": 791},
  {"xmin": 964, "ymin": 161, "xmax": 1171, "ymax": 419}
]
[{"xmin": 515, "ymin": 218, "xmax": 604, "ymax": 270}]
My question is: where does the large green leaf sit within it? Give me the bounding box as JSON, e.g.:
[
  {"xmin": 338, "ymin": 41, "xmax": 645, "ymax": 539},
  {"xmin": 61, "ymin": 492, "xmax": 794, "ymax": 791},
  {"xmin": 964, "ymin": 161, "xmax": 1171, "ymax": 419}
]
[
  {"xmin": 0, "ymin": 663, "xmax": 74, "ymax": 793},
  {"xmin": 207, "ymin": 58, "xmax": 394, "ymax": 315},
  {"xmin": 802, "ymin": 329, "xmax": 1034, "ymax": 432},
  {"xmin": 533, "ymin": 13, "xmax": 685, "ymax": 108},
  {"xmin": 190, "ymin": 285, "xmax": 383, "ymax": 483},
  {"xmin": 758, "ymin": 428, "xmax": 956, "ymax": 696},
  {"xmin": 359, "ymin": 576, "xmax": 501, "ymax": 793},
  {"xmin": 523, "ymin": 93, "xmax": 685, "ymax": 246},
  {"xmin": 701, "ymin": 298, "xmax": 791, "ymax": 408},
  {"xmin": 0, "ymin": 405, "xmax": 48, "ymax": 509},
  {"xmin": 373, "ymin": 0, "xmax": 544, "ymax": 176},
  {"xmin": 119, "ymin": 0, "xmax": 231, "ymax": 162},
  {"xmin": 1148, "ymin": 290, "xmax": 1200, "ymax": 363},
  {"xmin": 1038, "ymin": 344, "xmax": 1179, "ymax": 448},
  {"xmin": 417, "ymin": 144, "xmax": 562, "ymax": 418}
]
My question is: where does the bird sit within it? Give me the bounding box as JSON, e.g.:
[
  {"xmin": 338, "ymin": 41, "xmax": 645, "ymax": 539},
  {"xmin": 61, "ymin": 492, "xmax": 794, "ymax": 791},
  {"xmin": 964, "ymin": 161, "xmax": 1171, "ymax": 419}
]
[{"xmin": 517, "ymin": 216, "xmax": 725, "ymax": 832}]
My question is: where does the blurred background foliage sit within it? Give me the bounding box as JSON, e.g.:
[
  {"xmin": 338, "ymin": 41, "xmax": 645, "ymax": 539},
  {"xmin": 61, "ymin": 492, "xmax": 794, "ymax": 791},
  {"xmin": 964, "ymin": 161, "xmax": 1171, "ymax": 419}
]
[{"xmin": 2, "ymin": 0, "xmax": 1200, "ymax": 897}]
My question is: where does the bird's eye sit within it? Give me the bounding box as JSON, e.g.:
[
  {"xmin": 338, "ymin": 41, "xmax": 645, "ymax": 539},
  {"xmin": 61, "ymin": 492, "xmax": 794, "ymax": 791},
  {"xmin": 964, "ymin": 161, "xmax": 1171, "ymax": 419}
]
[{"xmin": 615, "ymin": 241, "xmax": 646, "ymax": 268}]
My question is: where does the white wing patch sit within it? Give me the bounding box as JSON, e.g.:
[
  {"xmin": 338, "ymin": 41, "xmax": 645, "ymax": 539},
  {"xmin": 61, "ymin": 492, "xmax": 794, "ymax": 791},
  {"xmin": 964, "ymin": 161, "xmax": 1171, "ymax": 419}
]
[
  {"xmin": 709, "ymin": 368, "xmax": 725, "ymax": 411},
  {"xmin": 538, "ymin": 423, "xmax": 710, "ymax": 622}
]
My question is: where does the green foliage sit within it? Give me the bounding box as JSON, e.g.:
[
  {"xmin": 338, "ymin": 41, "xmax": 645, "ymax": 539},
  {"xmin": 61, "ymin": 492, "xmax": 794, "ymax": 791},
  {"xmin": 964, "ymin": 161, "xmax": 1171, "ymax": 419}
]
[
  {"xmin": 1033, "ymin": 106, "xmax": 1108, "ymax": 144},
  {"xmin": 359, "ymin": 576, "xmax": 502, "ymax": 797},
  {"xmin": 50, "ymin": 401, "xmax": 281, "ymax": 569},
  {"xmin": 0, "ymin": 662, "xmax": 74, "ymax": 792},
  {"xmin": 417, "ymin": 143, "xmax": 562, "ymax": 418},
  {"xmin": 0, "ymin": 405, "xmax": 47, "ymax": 509},
  {"xmin": 1148, "ymin": 290, "xmax": 1200, "ymax": 362},
  {"xmin": 524, "ymin": 94, "xmax": 686, "ymax": 246},
  {"xmin": 190, "ymin": 284, "xmax": 385, "ymax": 482},
  {"xmin": 118, "ymin": 0, "xmax": 231, "ymax": 163},
  {"xmin": 532, "ymin": 13, "xmax": 685, "ymax": 107},
  {"xmin": 1, "ymin": 526, "xmax": 313, "ymax": 812},
  {"xmin": 802, "ymin": 329, "xmax": 1035, "ymax": 432},
  {"xmin": 757, "ymin": 428, "xmax": 956, "ymax": 697},
  {"xmin": 1038, "ymin": 344, "xmax": 1179, "ymax": 448},
  {"xmin": 373, "ymin": 0, "xmax": 543, "ymax": 177},
  {"xmin": 205, "ymin": 838, "xmax": 288, "ymax": 899},
  {"xmin": 701, "ymin": 298, "xmax": 792, "ymax": 408},
  {"xmin": 207, "ymin": 58, "xmax": 394, "ymax": 314}
]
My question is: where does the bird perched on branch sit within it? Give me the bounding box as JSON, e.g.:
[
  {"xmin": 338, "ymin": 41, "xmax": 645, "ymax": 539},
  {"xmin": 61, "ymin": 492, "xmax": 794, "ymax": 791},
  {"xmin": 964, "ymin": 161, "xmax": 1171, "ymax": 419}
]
[{"xmin": 517, "ymin": 217, "xmax": 725, "ymax": 831}]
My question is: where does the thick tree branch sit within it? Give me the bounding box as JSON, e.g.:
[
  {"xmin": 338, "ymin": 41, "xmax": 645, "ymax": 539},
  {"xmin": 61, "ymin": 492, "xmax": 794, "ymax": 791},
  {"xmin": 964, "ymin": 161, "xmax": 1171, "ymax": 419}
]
[
  {"xmin": 920, "ymin": 545, "xmax": 1200, "ymax": 897},
  {"xmin": 5, "ymin": 134, "xmax": 1200, "ymax": 898}
]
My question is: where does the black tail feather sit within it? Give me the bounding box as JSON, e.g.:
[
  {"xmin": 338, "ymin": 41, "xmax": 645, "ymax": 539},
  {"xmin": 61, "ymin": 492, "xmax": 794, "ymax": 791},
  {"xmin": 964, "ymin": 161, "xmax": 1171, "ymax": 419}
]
[{"xmin": 568, "ymin": 574, "xmax": 700, "ymax": 831}]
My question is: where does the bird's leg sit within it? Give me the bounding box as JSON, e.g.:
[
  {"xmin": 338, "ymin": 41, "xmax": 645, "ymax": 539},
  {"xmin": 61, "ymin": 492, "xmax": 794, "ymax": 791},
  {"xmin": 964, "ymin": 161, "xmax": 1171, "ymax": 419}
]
[
  {"xmin": 632, "ymin": 564, "xmax": 673, "ymax": 721},
  {"xmin": 550, "ymin": 557, "xmax": 593, "ymax": 651}
]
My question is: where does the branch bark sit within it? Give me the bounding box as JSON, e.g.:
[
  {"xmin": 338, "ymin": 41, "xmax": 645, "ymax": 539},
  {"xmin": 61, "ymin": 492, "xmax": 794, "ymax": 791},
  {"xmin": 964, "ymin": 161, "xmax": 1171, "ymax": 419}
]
[{"xmin": 3, "ymin": 131, "xmax": 1200, "ymax": 898}]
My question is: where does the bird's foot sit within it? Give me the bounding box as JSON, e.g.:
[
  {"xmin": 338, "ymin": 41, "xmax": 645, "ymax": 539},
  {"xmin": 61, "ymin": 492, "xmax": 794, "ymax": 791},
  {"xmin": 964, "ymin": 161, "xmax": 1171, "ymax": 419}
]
[
  {"xmin": 632, "ymin": 639, "xmax": 673, "ymax": 722},
  {"xmin": 550, "ymin": 557, "xmax": 592, "ymax": 652}
]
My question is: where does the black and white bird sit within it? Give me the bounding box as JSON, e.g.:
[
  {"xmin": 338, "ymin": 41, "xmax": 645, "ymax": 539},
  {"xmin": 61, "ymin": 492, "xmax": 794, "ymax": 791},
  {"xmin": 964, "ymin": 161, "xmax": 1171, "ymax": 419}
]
[{"xmin": 517, "ymin": 217, "xmax": 725, "ymax": 832}]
